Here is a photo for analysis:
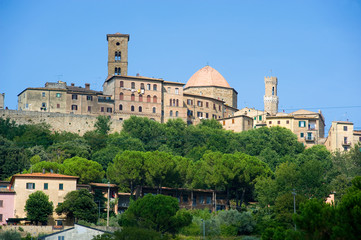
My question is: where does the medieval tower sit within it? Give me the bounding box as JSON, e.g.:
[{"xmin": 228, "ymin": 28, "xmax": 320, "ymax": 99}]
[
  {"xmin": 264, "ymin": 76, "xmax": 279, "ymax": 115},
  {"xmin": 107, "ymin": 33, "xmax": 129, "ymax": 76}
]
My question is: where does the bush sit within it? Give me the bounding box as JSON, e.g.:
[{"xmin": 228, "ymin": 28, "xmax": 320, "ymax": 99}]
[{"xmin": 0, "ymin": 230, "xmax": 21, "ymax": 240}]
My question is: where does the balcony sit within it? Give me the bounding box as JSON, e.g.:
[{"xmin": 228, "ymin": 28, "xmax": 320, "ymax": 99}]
[
  {"xmin": 342, "ymin": 141, "xmax": 351, "ymax": 146},
  {"xmin": 305, "ymin": 135, "xmax": 315, "ymax": 142},
  {"xmin": 98, "ymin": 97, "xmax": 114, "ymax": 103}
]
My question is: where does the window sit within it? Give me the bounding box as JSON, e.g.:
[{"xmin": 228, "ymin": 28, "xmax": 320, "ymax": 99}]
[
  {"xmin": 140, "ymin": 83, "xmax": 145, "ymax": 89},
  {"xmin": 147, "ymin": 84, "xmax": 151, "ymax": 90},
  {"xmin": 175, "ymin": 88, "xmax": 179, "ymax": 94},
  {"xmin": 183, "ymin": 195, "xmax": 188, "ymax": 203},
  {"xmin": 26, "ymin": 183, "xmax": 35, "ymax": 189},
  {"xmin": 42, "ymin": 102, "xmax": 46, "ymax": 108},
  {"xmin": 269, "ymin": 121, "xmax": 272, "ymax": 124},
  {"xmin": 72, "ymin": 94, "xmax": 78, "ymax": 100},
  {"xmin": 119, "ymin": 104, "xmax": 123, "ymax": 111},
  {"xmin": 197, "ymin": 112, "xmax": 203, "ymax": 118},
  {"xmin": 219, "ymin": 105, "xmax": 221, "ymax": 111},
  {"xmin": 0, "ymin": 200, "xmax": 3, "ymax": 207},
  {"xmin": 139, "ymin": 106, "xmax": 142, "ymax": 112},
  {"xmin": 286, "ymin": 120, "xmax": 289, "ymax": 124},
  {"xmin": 344, "ymin": 137, "xmax": 348, "ymax": 144},
  {"xmin": 259, "ymin": 116, "xmax": 262, "ymax": 121},
  {"xmin": 153, "ymin": 84, "xmax": 157, "ymax": 91},
  {"xmin": 139, "ymin": 95, "xmax": 143, "ymax": 102},
  {"xmin": 206, "ymin": 113, "xmax": 209, "ymax": 119},
  {"xmin": 175, "ymin": 111, "xmax": 179, "ymax": 117},
  {"xmin": 197, "ymin": 101, "xmax": 203, "ymax": 107},
  {"xmin": 119, "ymin": 118, "xmax": 123, "ymax": 121},
  {"xmin": 206, "ymin": 102, "xmax": 209, "ymax": 108},
  {"xmin": 147, "ymin": 95, "xmax": 151, "ymax": 102},
  {"xmin": 168, "ymin": 87, "xmax": 171, "ymax": 92},
  {"xmin": 232, "ymin": 119, "xmax": 235, "ymax": 124},
  {"xmin": 114, "ymin": 67, "xmax": 121, "ymax": 75},
  {"xmin": 57, "ymin": 104, "xmax": 61, "ymax": 108},
  {"xmin": 300, "ymin": 133, "xmax": 304, "ymax": 138},
  {"xmin": 131, "ymin": 82, "xmax": 135, "ymax": 89},
  {"xmin": 59, "ymin": 183, "xmax": 63, "ymax": 190},
  {"xmin": 101, "ymin": 107, "xmax": 104, "ymax": 112},
  {"xmin": 107, "ymin": 107, "xmax": 112, "ymax": 113},
  {"xmin": 187, "ymin": 110, "xmax": 193, "ymax": 116},
  {"xmin": 199, "ymin": 196, "xmax": 204, "ymax": 204},
  {"xmin": 277, "ymin": 121, "xmax": 280, "ymax": 124},
  {"xmin": 344, "ymin": 126, "xmax": 348, "ymax": 131},
  {"xmin": 272, "ymin": 86, "xmax": 275, "ymax": 95},
  {"xmin": 87, "ymin": 96, "xmax": 93, "ymax": 101},
  {"xmin": 299, "ymin": 121, "xmax": 306, "ymax": 127},
  {"xmin": 187, "ymin": 99, "xmax": 193, "ymax": 105},
  {"xmin": 131, "ymin": 94, "xmax": 135, "ymax": 101},
  {"xmin": 0, "ymin": 214, "xmax": 2, "ymax": 222},
  {"xmin": 169, "ymin": 99, "xmax": 172, "ymax": 106},
  {"xmin": 223, "ymin": 120, "xmax": 225, "ymax": 126},
  {"xmin": 44, "ymin": 183, "xmax": 48, "ymax": 190},
  {"xmin": 88, "ymin": 106, "xmax": 91, "ymax": 112},
  {"xmin": 131, "ymin": 106, "xmax": 135, "ymax": 112},
  {"xmin": 120, "ymin": 81, "xmax": 124, "ymax": 87},
  {"xmin": 206, "ymin": 196, "xmax": 212, "ymax": 204},
  {"xmin": 71, "ymin": 105, "xmax": 78, "ymax": 110},
  {"xmin": 56, "ymin": 93, "xmax": 62, "ymax": 98},
  {"xmin": 193, "ymin": 196, "xmax": 197, "ymax": 206},
  {"xmin": 119, "ymin": 92, "xmax": 124, "ymax": 100},
  {"xmin": 153, "ymin": 107, "xmax": 156, "ymax": 113},
  {"xmin": 176, "ymin": 99, "xmax": 179, "ymax": 107},
  {"xmin": 173, "ymin": 99, "xmax": 176, "ymax": 106},
  {"xmin": 170, "ymin": 110, "xmax": 173, "ymax": 117},
  {"xmin": 153, "ymin": 96, "xmax": 157, "ymax": 103},
  {"xmin": 42, "ymin": 92, "xmax": 45, "ymax": 97},
  {"xmin": 115, "ymin": 51, "xmax": 121, "ymax": 61},
  {"xmin": 58, "ymin": 236, "xmax": 64, "ymax": 240}
]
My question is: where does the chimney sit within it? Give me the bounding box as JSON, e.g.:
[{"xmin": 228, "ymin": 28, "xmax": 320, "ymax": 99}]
[
  {"xmin": 85, "ymin": 83, "xmax": 90, "ymax": 90},
  {"xmin": 71, "ymin": 83, "xmax": 75, "ymax": 86}
]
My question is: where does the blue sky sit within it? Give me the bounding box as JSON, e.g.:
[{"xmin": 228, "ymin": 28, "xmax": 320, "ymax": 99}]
[{"xmin": 0, "ymin": 0, "xmax": 360, "ymax": 131}]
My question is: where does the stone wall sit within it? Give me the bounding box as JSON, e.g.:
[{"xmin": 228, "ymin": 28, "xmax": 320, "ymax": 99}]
[
  {"xmin": 1, "ymin": 225, "xmax": 73, "ymax": 237},
  {"xmin": 0, "ymin": 109, "xmax": 123, "ymax": 135}
]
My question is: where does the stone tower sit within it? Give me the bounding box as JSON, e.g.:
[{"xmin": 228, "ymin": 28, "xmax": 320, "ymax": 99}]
[
  {"xmin": 107, "ymin": 33, "xmax": 129, "ymax": 76},
  {"xmin": 264, "ymin": 76, "xmax": 279, "ymax": 115}
]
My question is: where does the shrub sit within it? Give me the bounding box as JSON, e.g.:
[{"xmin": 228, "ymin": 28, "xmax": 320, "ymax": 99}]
[{"xmin": 0, "ymin": 230, "xmax": 22, "ymax": 240}]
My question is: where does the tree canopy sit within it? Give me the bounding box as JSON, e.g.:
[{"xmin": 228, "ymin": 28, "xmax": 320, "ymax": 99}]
[{"xmin": 25, "ymin": 191, "xmax": 53, "ymax": 225}]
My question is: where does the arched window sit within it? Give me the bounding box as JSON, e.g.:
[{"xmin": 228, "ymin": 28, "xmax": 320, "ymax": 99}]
[
  {"xmin": 152, "ymin": 107, "xmax": 156, "ymax": 113},
  {"xmin": 140, "ymin": 83, "xmax": 145, "ymax": 89},
  {"xmin": 120, "ymin": 81, "xmax": 124, "ymax": 87},
  {"xmin": 175, "ymin": 111, "xmax": 179, "ymax": 117},
  {"xmin": 169, "ymin": 99, "xmax": 172, "ymax": 106},
  {"xmin": 139, "ymin": 106, "xmax": 142, "ymax": 112},
  {"xmin": 170, "ymin": 110, "xmax": 173, "ymax": 117},
  {"xmin": 147, "ymin": 84, "xmax": 151, "ymax": 90},
  {"xmin": 176, "ymin": 99, "xmax": 179, "ymax": 107},
  {"xmin": 147, "ymin": 95, "xmax": 151, "ymax": 103},
  {"xmin": 114, "ymin": 68, "xmax": 121, "ymax": 75},
  {"xmin": 131, "ymin": 82, "xmax": 135, "ymax": 89},
  {"xmin": 131, "ymin": 106, "xmax": 135, "ymax": 112},
  {"xmin": 272, "ymin": 87, "xmax": 275, "ymax": 96},
  {"xmin": 119, "ymin": 92, "xmax": 124, "ymax": 100},
  {"xmin": 153, "ymin": 84, "xmax": 157, "ymax": 91},
  {"xmin": 115, "ymin": 51, "xmax": 121, "ymax": 61},
  {"xmin": 173, "ymin": 99, "xmax": 176, "ymax": 106},
  {"xmin": 119, "ymin": 104, "xmax": 123, "ymax": 111},
  {"xmin": 153, "ymin": 95, "xmax": 157, "ymax": 103},
  {"xmin": 139, "ymin": 95, "xmax": 143, "ymax": 102},
  {"xmin": 131, "ymin": 94, "xmax": 135, "ymax": 101}
]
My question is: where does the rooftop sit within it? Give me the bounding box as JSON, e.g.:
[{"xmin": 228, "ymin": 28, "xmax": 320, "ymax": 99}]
[{"xmin": 185, "ymin": 66, "xmax": 231, "ymax": 89}]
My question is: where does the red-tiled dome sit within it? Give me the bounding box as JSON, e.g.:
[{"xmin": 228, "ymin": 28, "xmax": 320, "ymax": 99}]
[{"xmin": 185, "ymin": 66, "xmax": 230, "ymax": 88}]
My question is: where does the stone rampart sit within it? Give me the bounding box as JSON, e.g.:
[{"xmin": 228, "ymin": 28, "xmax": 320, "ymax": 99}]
[{"xmin": 0, "ymin": 109, "xmax": 123, "ymax": 135}]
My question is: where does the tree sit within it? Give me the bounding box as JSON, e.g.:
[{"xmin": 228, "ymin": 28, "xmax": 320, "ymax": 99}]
[
  {"xmin": 120, "ymin": 194, "xmax": 192, "ymax": 234},
  {"xmin": 47, "ymin": 138, "xmax": 91, "ymax": 161},
  {"xmin": 92, "ymin": 146, "xmax": 120, "ymax": 170},
  {"xmin": 27, "ymin": 161, "xmax": 64, "ymax": 174},
  {"xmin": 56, "ymin": 189, "xmax": 98, "ymax": 223},
  {"xmin": 0, "ymin": 230, "xmax": 22, "ymax": 240},
  {"xmin": 25, "ymin": 191, "xmax": 53, "ymax": 225},
  {"xmin": 94, "ymin": 115, "xmax": 112, "ymax": 135},
  {"xmin": 62, "ymin": 157, "xmax": 105, "ymax": 184},
  {"xmin": 14, "ymin": 123, "xmax": 53, "ymax": 148},
  {"xmin": 107, "ymin": 151, "xmax": 145, "ymax": 195}
]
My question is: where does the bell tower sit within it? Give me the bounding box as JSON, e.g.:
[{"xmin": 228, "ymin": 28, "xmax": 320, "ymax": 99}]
[
  {"xmin": 107, "ymin": 33, "xmax": 129, "ymax": 76},
  {"xmin": 264, "ymin": 76, "xmax": 279, "ymax": 115}
]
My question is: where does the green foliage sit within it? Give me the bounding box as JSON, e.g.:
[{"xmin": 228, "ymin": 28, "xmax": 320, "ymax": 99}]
[
  {"xmin": 0, "ymin": 230, "xmax": 22, "ymax": 240},
  {"xmin": 25, "ymin": 191, "xmax": 53, "ymax": 225},
  {"xmin": 217, "ymin": 210, "xmax": 256, "ymax": 235},
  {"xmin": 120, "ymin": 194, "xmax": 192, "ymax": 234},
  {"xmin": 56, "ymin": 189, "xmax": 98, "ymax": 223},
  {"xmin": 91, "ymin": 146, "xmax": 120, "ymax": 170},
  {"xmin": 108, "ymin": 131, "xmax": 145, "ymax": 151},
  {"xmin": 95, "ymin": 115, "xmax": 112, "ymax": 135},
  {"xmin": 0, "ymin": 136, "xmax": 30, "ymax": 180},
  {"xmin": 47, "ymin": 138, "xmax": 91, "ymax": 161},
  {"xmin": 26, "ymin": 161, "xmax": 64, "ymax": 174},
  {"xmin": 13, "ymin": 123, "xmax": 52, "ymax": 148},
  {"xmin": 62, "ymin": 156, "xmax": 105, "ymax": 184}
]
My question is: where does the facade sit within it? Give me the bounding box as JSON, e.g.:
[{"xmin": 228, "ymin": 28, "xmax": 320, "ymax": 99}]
[
  {"xmin": 219, "ymin": 114, "xmax": 253, "ymax": 132},
  {"xmin": 0, "ymin": 187, "xmax": 15, "ymax": 225},
  {"xmin": 264, "ymin": 76, "xmax": 279, "ymax": 115},
  {"xmin": 10, "ymin": 173, "xmax": 78, "ymax": 225},
  {"xmin": 324, "ymin": 121, "xmax": 361, "ymax": 152},
  {"xmin": 0, "ymin": 93, "xmax": 4, "ymax": 109},
  {"xmin": 134, "ymin": 186, "xmax": 227, "ymax": 211},
  {"xmin": 39, "ymin": 224, "xmax": 109, "ymax": 240},
  {"xmin": 265, "ymin": 109, "xmax": 325, "ymax": 147},
  {"xmin": 16, "ymin": 33, "xmax": 238, "ymax": 126}
]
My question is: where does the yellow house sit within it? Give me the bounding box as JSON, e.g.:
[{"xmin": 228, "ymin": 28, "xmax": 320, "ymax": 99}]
[
  {"xmin": 10, "ymin": 173, "xmax": 78, "ymax": 225},
  {"xmin": 325, "ymin": 121, "xmax": 361, "ymax": 152}
]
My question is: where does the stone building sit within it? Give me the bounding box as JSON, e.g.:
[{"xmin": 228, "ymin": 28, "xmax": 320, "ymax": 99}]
[
  {"xmin": 264, "ymin": 76, "xmax": 279, "ymax": 115},
  {"xmin": 16, "ymin": 33, "xmax": 238, "ymax": 125},
  {"xmin": 0, "ymin": 93, "xmax": 4, "ymax": 109},
  {"xmin": 324, "ymin": 121, "xmax": 361, "ymax": 152}
]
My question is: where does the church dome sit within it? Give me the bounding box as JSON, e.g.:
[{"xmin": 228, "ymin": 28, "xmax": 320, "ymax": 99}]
[{"xmin": 185, "ymin": 66, "xmax": 231, "ymax": 89}]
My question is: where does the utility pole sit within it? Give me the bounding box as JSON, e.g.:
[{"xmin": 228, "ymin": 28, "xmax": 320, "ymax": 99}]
[
  {"xmin": 107, "ymin": 182, "xmax": 110, "ymax": 228},
  {"xmin": 201, "ymin": 219, "xmax": 205, "ymax": 240}
]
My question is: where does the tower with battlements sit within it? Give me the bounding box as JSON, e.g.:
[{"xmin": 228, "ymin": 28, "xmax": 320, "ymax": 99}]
[{"xmin": 264, "ymin": 76, "xmax": 279, "ymax": 115}]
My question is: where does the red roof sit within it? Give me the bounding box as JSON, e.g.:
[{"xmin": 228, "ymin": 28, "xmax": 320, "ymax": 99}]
[{"xmin": 10, "ymin": 173, "xmax": 78, "ymax": 185}]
